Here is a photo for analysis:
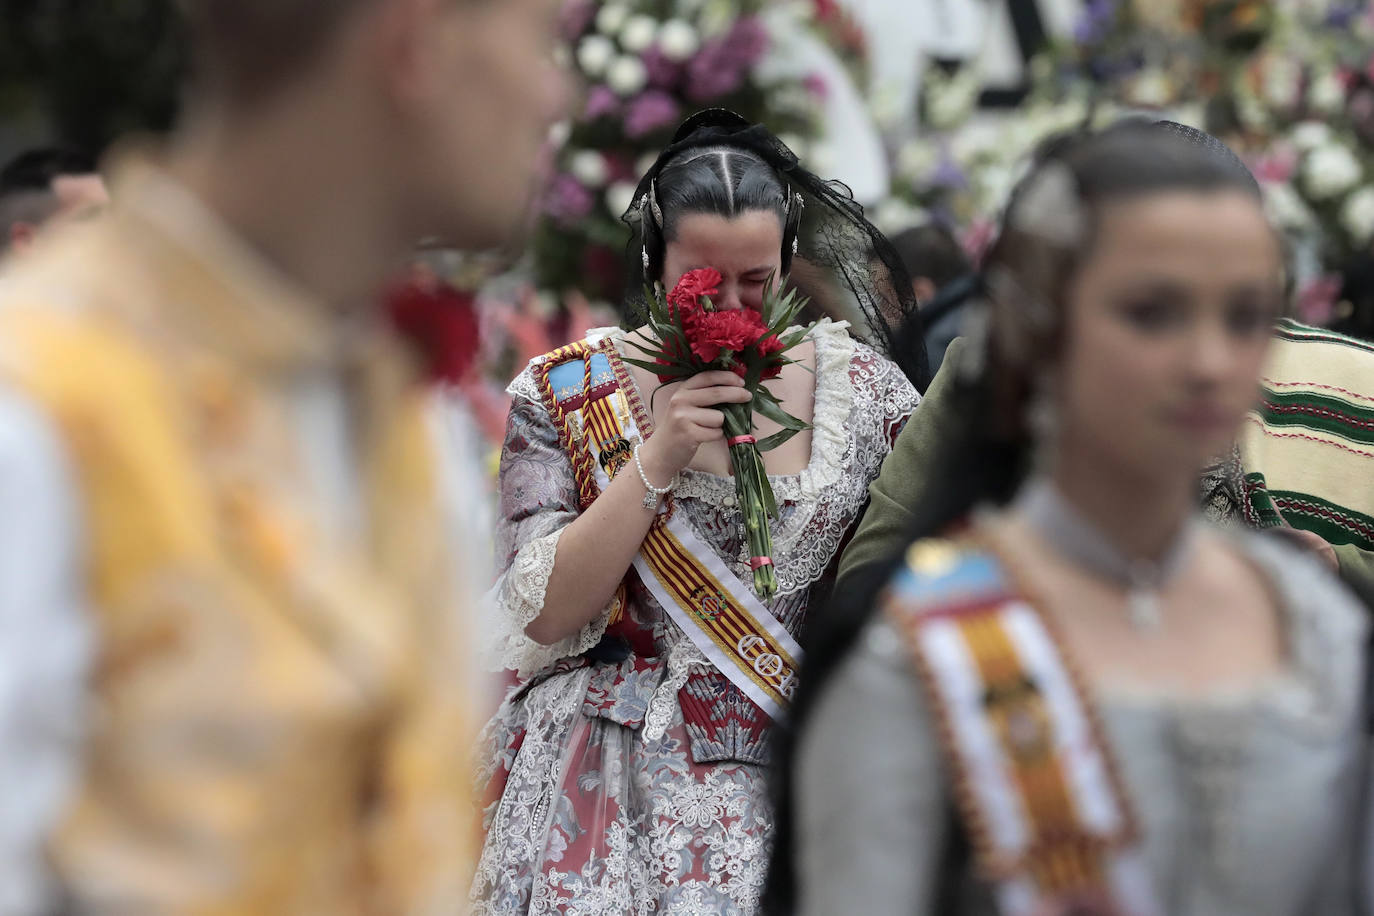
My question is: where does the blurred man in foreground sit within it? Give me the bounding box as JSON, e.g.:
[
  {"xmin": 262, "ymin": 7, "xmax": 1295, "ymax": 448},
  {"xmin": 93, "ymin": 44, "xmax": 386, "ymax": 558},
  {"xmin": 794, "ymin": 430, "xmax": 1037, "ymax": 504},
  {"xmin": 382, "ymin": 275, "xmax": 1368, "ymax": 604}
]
[
  {"xmin": 0, "ymin": 0, "xmax": 565, "ymax": 912},
  {"xmin": 0, "ymin": 148, "xmax": 109, "ymax": 256}
]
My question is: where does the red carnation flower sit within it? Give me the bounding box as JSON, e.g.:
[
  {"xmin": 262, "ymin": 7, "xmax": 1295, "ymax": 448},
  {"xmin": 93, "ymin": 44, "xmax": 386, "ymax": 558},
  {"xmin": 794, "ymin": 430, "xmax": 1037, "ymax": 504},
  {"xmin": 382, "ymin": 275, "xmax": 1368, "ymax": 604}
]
[
  {"xmin": 688, "ymin": 308, "xmax": 767, "ymax": 363},
  {"xmin": 757, "ymin": 333, "xmax": 786, "ymax": 380},
  {"xmin": 668, "ymin": 268, "xmax": 723, "ymax": 315}
]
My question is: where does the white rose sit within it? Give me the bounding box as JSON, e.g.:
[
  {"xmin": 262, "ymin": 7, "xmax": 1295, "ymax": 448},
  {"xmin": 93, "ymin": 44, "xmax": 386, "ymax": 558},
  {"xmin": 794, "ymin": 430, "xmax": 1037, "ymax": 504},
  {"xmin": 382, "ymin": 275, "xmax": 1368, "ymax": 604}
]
[
  {"xmin": 569, "ymin": 151, "xmax": 609, "ymax": 188},
  {"xmin": 1304, "ymin": 143, "xmax": 1364, "ymax": 199},
  {"xmin": 1264, "ymin": 181, "xmax": 1315, "ymax": 230},
  {"xmin": 577, "ymin": 35, "xmax": 615, "ymax": 77},
  {"xmin": 657, "ymin": 20, "xmax": 700, "ymax": 62},
  {"xmin": 1309, "ymin": 71, "xmax": 1347, "ymax": 115},
  {"xmin": 606, "ymin": 55, "xmax": 648, "ymax": 96},
  {"xmin": 1342, "ymin": 186, "xmax": 1374, "ymax": 241},
  {"xmin": 596, "ymin": 4, "xmax": 629, "ymax": 35},
  {"xmin": 620, "ymin": 15, "xmax": 659, "ymax": 54},
  {"xmin": 1290, "ymin": 121, "xmax": 1332, "ymax": 151},
  {"xmin": 606, "ymin": 182, "xmax": 638, "ymax": 220}
]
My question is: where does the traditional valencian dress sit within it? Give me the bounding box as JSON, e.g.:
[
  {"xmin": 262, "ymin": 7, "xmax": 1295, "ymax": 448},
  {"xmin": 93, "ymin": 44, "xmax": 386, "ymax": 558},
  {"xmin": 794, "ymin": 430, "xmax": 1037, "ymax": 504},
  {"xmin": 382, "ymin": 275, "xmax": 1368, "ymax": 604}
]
[
  {"xmin": 471, "ymin": 319, "xmax": 917, "ymax": 913},
  {"xmin": 794, "ymin": 524, "xmax": 1368, "ymax": 915},
  {"xmin": 0, "ymin": 157, "xmax": 477, "ymax": 913}
]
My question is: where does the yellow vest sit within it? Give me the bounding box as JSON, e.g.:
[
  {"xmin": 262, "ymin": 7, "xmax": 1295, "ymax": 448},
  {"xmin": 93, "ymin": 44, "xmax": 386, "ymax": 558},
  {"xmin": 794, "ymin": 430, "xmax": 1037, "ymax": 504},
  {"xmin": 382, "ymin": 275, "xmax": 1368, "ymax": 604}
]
[{"xmin": 0, "ymin": 158, "xmax": 474, "ymax": 914}]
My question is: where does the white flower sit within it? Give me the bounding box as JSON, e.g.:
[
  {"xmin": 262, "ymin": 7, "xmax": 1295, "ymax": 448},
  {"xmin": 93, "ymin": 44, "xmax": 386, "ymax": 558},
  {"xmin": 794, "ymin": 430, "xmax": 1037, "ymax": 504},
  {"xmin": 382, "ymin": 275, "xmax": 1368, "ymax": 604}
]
[
  {"xmin": 577, "ymin": 35, "xmax": 615, "ymax": 77},
  {"xmin": 1309, "ymin": 70, "xmax": 1348, "ymax": 115},
  {"xmin": 873, "ymin": 199, "xmax": 931, "ymax": 234},
  {"xmin": 1264, "ymin": 181, "xmax": 1316, "ymax": 231},
  {"xmin": 1304, "ymin": 143, "xmax": 1364, "ymax": 199},
  {"xmin": 595, "ymin": 4, "xmax": 629, "ymax": 36},
  {"xmin": 547, "ymin": 120, "xmax": 571, "ymax": 149},
  {"xmin": 569, "ymin": 151, "xmax": 609, "ymax": 188},
  {"xmin": 657, "ymin": 20, "xmax": 700, "ymax": 61},
  {"xmin": 1291, "ymin": 121, "xmax": 1333, "ymax": 151},
  {"xmin": 606, "ymin": 55, "xmax": 648, "ymax": 96},
  {"xmin": 620, "ymin": 15, "xmax": 659, "ymax": 54},
  {"xmin": 896, "ymin": 141, "xmax": 939, "ymax": 183},
  {"xmin": 606, "ymin": 182, "xmax": 638, "ymax": 219},
  {"xmin": 636, "ymin": 152, "xmax": 660, "ymax": 178},
  {"xmin": 1342, "ymin": 186, "xmax": 1374, "ymax": 241},
  {"xmin": 699, "ymin": 0, "xmax": 736, "ymax": 38},
  {"xmin": 1128, "ymin": 69, "xmax": 1173, "ymax": 107},
  {"xmin": 1261, "ymin": 56, "xmax": 1302, "ymax": 109}
]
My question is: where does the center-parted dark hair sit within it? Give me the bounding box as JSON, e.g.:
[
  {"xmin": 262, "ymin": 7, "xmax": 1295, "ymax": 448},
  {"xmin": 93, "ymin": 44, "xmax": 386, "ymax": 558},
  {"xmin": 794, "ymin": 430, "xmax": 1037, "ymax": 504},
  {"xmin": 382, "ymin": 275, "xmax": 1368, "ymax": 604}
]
[
  {"xmin": 641, "ymin": 145, "xmax": 801, "ymax": 283},
  {"xmin": 763, "ymin": 119, "xmax": 1272, "ymax": 914},
  {"xmin": 622, "ymin": 110, "xmax": 931, "ymax": 391}
]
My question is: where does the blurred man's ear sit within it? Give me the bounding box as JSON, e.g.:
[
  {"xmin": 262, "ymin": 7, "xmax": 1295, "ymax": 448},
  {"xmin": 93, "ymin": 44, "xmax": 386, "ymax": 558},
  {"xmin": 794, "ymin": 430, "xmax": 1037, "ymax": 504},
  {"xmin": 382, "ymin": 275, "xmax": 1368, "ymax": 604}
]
[
  {"xmin": 912, "ymin": 277, "xmax": 937, "ymax": 305},
  {"xmin": 8, "ymin": 222, "xmax": 36, "ymax": 255}
]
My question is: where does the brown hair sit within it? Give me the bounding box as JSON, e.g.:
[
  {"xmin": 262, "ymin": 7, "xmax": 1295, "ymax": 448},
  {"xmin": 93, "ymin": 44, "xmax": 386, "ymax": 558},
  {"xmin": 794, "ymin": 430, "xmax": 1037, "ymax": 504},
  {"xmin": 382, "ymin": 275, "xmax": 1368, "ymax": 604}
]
[{"xmin": 178, "ymin": 0, "xmax": 374, "ymax": 102}]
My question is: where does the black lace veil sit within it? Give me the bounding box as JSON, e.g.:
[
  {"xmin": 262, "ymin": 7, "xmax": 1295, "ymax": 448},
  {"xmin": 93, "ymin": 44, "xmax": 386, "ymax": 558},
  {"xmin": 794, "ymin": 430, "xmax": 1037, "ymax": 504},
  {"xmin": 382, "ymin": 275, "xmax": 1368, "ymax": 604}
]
[{"xmin": 619, "ymin": 109, "xmax": 930, "ymax": 392}]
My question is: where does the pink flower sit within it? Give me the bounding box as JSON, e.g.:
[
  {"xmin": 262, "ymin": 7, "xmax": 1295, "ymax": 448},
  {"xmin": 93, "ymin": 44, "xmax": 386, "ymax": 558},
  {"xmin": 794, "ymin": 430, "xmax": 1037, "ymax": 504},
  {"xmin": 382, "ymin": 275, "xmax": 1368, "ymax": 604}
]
[
  {"xmin": 625, "ymin": 91, "xmax": 682, "ymax": 139},
  {"xmin": 686, "ymin": 17, "xmax": 769, "ymax": 102},
  {"xmin": 583, "ymin": 86, "xmax": 621, "ymax": 121},
  {"xmin": 803, "ymin": 72, "xmax": 830, "ymax": 100},
  {"xmin": 1298, "ymin": 274, "xmax": 1342, "ymax": 326},
  {"xmin": 641, "ymin": 44, "xmax": 685, "ymax": 90},
  {"xmin": 544, "ymin": 174, "xmax": 594, "ymax": 226}
]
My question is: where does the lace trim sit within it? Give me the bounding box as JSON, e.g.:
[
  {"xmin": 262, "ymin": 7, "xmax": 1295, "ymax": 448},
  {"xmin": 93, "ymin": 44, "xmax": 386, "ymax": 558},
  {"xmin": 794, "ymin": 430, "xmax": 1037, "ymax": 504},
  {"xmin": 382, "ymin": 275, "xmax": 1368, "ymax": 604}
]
[
  {"xmin": 642, "ymin": 638, "xmax": 708, "ymax": 742},
  {"xmin": 670, "ymin": 319, "xmax": 855, "ymax": 505},
  {"xmin": 481, "ymin": 527, "xmax": 612, "ymax": 679}
]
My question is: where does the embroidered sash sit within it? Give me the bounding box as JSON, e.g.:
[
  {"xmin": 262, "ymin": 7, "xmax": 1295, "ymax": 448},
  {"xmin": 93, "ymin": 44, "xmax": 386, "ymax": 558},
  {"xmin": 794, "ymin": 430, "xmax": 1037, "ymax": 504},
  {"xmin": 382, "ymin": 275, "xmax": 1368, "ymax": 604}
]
[
  {"xmin": 535, "ymin": 337, "xmax": 801, "ymax": 722},
  {"xmin": 885, "ymin": 538, "xmax": 1162, "ymax": 916}
]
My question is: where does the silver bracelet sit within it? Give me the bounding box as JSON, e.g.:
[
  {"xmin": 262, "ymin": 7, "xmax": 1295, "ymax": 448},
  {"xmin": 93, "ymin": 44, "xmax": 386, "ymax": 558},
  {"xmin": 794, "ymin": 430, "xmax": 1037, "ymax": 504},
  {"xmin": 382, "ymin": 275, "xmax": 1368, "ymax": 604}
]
[{"xmin": 633, "ymin": 443, "xmax": 677, "ymax": 510}]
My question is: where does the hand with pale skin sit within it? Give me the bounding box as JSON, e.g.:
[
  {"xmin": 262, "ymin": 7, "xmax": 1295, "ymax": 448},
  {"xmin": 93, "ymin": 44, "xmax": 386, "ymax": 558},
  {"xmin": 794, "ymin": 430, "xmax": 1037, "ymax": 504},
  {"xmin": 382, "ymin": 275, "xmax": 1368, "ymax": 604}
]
[{"xmin": 524, "ymin": 370, "xmax": 751, "ymax": 645}]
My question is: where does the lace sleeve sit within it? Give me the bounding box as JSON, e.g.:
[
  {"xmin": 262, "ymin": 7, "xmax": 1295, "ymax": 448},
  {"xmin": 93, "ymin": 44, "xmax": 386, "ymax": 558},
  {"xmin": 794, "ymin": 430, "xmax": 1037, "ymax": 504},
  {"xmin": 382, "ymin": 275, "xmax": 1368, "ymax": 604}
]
[
  {"xmin": 480, "ymin": 380, "xmax": 613, "ymax": 678},
  {"xmin": 860, "ymin": 341, "xmax": 919, "ymax": 449}
]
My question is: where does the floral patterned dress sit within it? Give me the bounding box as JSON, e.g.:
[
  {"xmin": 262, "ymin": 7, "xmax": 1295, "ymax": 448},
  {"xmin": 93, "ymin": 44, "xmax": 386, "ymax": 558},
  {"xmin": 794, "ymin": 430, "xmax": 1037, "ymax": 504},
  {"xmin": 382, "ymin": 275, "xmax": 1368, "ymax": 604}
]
[{"xmin": 470, "ymin": 321, "xmax": 917, "ymax": 914}]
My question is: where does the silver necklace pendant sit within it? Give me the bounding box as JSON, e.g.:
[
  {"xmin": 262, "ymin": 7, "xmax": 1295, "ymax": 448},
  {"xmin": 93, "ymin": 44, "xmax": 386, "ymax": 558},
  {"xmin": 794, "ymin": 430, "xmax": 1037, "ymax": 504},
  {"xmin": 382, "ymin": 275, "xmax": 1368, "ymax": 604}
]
[{"xmin": 1127, "ymin": 588, "xmax": 1162, "ymax": 632}]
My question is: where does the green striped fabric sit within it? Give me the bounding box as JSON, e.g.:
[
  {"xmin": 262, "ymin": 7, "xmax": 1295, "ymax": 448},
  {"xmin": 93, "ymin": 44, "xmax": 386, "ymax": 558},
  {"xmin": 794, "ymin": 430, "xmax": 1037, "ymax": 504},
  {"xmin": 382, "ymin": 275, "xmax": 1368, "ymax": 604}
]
[{"xmin": 1241, "ymin": 319, "xmax": 1374, "ymax": 551}]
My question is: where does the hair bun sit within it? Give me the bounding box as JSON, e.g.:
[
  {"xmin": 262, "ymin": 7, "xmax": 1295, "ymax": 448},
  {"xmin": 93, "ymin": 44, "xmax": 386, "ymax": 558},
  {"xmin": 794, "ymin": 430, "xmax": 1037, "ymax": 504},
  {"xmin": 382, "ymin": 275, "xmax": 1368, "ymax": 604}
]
[{"xmin": 671, "ymin": 108, "xmax": 752, "ymax": 144}]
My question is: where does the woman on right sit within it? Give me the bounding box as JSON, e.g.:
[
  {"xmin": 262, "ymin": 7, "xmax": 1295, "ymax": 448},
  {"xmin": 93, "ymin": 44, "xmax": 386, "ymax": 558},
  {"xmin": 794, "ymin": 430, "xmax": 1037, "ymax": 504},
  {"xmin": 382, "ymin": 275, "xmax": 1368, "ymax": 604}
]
[{"xmin": 769, "ymin": 121, "xmax": 1369, "ymax": 916}]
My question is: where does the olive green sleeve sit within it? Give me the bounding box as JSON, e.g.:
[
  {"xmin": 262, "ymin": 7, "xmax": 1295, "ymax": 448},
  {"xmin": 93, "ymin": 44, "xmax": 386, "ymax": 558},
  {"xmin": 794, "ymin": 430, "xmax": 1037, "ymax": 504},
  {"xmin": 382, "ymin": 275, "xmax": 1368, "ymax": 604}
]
[
  {"xmin": 836, "ymin": 337, "xmax": 964, "ymax": 588},
  {"xmin": 1333, "ymin": 543, "xmax": 1374, "ymax": 610}
]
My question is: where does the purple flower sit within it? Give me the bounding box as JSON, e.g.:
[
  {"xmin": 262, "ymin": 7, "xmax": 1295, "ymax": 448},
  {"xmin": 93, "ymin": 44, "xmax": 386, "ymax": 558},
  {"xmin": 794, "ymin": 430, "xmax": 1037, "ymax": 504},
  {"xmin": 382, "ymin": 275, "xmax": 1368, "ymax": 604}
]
[
  {"xmin": 559, "ymin": 0, "xmax": 595, "ymax": 42},
  {"xmin": 641, "ymin": 44, "xmax": 684, "ymax": 90},
  {"xmin": 723, "ymin": 16, "xmax": 769, "ymax": 67},
  {"xmin": 625, "ymin": 91, "xmax": 682, "ymax": 138},
  {"xmin": 930, "ymin": 156, "xmax": 968, "ymax": 190},
  {"xmin": 1073, "ymin": 0, "xmax": 1117, "ymax": 46},
  {"xmin": 545, "ymin": 173, "xmax": 595, "ymax": 226},
  {"xmin": 803, "ymin": 72, "xmax": 830, "ymax": 100},
  {"xmin": 686, "ymin": 16, "xmax": 770, "ymax": 102},
  {"xmin": 583, "ymin": 85, "xmax": 621, "ymax": 121}
]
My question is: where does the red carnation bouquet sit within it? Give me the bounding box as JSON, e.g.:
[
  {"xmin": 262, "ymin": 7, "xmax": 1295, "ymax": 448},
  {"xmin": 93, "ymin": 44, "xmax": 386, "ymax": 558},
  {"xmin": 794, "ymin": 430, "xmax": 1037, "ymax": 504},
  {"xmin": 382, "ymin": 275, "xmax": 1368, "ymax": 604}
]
[{"xmin": 624, "ymin": 268, "xmax": 815, "ymax": 598}]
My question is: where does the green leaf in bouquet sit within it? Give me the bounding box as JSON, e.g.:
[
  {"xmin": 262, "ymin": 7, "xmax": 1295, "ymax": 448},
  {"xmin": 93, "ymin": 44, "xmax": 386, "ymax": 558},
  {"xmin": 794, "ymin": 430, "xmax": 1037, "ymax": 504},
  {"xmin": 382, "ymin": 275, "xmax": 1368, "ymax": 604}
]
[
  {"xmin": 753, "ymin": 389, "xmax": 809, "ymax": 432},
  {"xmin": 754, "ymin": 426, "xmax": 804, "ymax": 453},
  {"xmin": 621, "ymin": 356, "xmax": 694, "ymax": 379}
]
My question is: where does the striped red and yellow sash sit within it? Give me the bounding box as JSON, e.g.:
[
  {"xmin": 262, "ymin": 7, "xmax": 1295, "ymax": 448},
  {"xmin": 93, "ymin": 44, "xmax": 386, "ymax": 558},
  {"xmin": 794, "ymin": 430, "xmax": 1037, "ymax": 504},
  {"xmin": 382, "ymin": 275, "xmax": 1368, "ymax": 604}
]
[{"xmin": 534, "ymin": 337, "xmax": 801, "ymax": 721}]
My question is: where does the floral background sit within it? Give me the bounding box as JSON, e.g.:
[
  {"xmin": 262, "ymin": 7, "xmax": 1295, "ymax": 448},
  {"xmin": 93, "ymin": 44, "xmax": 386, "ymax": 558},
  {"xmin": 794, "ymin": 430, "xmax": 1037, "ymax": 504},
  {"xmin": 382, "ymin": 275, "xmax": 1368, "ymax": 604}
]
[{"xmin": 9, "ymin": 0, "xmax": 1374, "ymax": 451}]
